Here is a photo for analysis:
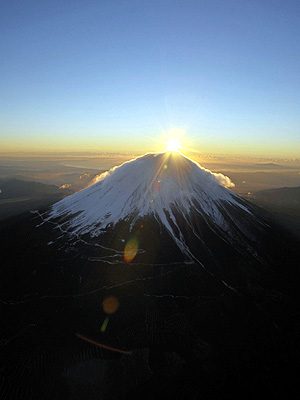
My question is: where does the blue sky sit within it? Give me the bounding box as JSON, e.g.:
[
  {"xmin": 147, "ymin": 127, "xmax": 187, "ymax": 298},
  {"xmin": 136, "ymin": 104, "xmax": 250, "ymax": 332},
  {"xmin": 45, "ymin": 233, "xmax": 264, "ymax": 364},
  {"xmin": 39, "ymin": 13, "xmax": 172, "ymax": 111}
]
[{"xmin": 1, "ymin": 0, "xmax": 300, "ymax": 156}]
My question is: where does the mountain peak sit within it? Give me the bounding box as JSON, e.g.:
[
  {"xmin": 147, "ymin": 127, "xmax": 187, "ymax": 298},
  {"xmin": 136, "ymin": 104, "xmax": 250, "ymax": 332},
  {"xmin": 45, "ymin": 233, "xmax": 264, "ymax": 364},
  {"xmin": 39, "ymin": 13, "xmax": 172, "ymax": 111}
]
[
  {"xmin": 48, "ymin": 152, "xmax": 241, "ymax": 234},
  {"xmin": 46, "ymin": 151, "xmax": 267, "ymax": 264}
]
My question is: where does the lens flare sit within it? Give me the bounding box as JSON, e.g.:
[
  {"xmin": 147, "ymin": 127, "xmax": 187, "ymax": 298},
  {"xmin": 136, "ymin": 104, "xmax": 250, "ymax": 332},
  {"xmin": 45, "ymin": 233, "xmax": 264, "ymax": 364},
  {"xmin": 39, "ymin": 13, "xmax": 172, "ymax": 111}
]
[
  {"xmin": 124, "ymin": 238, "xmax": 138, "ymax": 263},
  {"xmin": 103, "ymin": 296, "xmax": 119, "ymax": 314},
  {"xmin": 100, "ymin": 296, "xmax": 120, "ymax": 332},
  {"xmin": 101, "ymin": 316, "xmax": 109, "ymax": 332},
  {"xmin": 76, "ymin": 333, "xmax": 132, "ymax": 355}
]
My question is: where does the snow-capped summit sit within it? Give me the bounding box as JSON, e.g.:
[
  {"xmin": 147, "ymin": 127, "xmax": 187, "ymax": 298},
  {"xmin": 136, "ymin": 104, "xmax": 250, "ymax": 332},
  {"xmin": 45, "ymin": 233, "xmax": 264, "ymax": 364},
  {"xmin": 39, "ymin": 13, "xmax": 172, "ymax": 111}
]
[{"xmin": 48, "ymin": 151, "xmax": 266, "ymax": 260}]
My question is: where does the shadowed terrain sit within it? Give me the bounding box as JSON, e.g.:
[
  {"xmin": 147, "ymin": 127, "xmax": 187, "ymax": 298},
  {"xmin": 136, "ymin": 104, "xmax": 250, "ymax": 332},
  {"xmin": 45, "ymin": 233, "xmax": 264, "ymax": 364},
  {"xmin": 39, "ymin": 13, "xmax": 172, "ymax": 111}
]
[{"xmin": 1, "ymin": 153, "xmax": 300, "ymax": 399}]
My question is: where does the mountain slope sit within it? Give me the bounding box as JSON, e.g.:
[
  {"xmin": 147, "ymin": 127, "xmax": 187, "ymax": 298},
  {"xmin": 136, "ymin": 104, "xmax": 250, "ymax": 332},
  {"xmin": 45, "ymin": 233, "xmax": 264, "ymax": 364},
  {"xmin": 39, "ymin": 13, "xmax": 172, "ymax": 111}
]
[
  {"xmin": 46, "ymin": 152, "xmax": 268, "ymax": 262},
  {"xmin": 1, "ymin": 152, "xmax": 300, "ymax": 400}
]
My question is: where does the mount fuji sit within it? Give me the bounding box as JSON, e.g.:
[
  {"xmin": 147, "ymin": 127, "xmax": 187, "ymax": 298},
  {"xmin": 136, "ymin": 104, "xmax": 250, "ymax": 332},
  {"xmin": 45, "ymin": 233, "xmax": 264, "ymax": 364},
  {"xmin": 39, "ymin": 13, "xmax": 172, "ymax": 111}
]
[
  {"xmin": 1, "ymin": 151, "xmax": 300, "ymax": 400},
  {"xmin": 45, "ymin": 151, "xmax": 269, "ymax": 266},
  {"xmin": 49, "ymin": 151, "xmax": 247, "ymax": 237}
]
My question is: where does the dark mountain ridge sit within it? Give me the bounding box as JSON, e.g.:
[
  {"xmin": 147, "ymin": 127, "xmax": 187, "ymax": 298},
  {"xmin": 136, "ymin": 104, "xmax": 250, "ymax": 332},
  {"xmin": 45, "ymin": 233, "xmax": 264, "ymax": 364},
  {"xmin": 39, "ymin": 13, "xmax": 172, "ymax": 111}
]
[{"xmin": 0, "ymin": 178, "xmax": 66, "ymax": 199}]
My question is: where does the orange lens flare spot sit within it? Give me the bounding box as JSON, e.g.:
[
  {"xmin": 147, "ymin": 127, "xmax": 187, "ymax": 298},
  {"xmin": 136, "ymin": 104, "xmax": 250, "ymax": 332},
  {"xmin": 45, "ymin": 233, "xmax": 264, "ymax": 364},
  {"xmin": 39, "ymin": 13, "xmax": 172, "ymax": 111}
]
[
  {"xmin": 124, "ymin": 239, "xmax": 138, "ymax": 263},
  {"xmin": 102, "ymin": 296, "xmax": 119, "ymax": 314}
]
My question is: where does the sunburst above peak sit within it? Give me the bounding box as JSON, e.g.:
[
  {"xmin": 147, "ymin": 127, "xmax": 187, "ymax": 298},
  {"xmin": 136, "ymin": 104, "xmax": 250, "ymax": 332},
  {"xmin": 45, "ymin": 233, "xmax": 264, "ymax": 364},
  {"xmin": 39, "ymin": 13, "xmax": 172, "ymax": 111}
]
[{"xmin": 165, "ymin": 139, "xmax": 182, "ymax": 152}]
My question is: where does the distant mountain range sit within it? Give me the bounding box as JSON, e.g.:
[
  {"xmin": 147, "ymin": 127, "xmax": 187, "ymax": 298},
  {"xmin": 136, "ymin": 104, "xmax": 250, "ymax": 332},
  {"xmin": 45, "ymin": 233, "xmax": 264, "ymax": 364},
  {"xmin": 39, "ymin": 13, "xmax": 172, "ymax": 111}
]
[{"xmin": 253, "ymin": 162, "xmax": 294, "ymax": 169}]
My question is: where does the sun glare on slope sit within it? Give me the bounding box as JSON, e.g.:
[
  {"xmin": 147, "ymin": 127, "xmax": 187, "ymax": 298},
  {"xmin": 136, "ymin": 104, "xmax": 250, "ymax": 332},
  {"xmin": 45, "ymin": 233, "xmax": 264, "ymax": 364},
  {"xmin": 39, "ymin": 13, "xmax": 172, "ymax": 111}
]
[{"xmin": 166, "ymin": 139, "xmax": 182, "ymax": 152}]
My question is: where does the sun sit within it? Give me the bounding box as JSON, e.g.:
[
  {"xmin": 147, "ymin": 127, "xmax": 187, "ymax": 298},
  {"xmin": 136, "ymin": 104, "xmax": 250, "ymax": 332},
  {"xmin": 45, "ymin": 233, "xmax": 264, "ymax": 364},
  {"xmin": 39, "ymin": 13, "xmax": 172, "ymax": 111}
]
[{"xmin": 166, "ymin": 139, "xmax": 182, "ymax": 152}]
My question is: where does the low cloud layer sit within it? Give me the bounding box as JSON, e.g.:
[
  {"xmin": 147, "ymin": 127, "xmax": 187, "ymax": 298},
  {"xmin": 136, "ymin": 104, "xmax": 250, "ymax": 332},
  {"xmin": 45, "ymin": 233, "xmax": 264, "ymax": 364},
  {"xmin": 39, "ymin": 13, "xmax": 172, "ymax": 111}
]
[
  {"xmin": 210, "ymin": 171, "xmax": 235, "ymax": 188},
  {"xmin": 91, "ymin": 167, "xmax": 118, "ymax": 185}
]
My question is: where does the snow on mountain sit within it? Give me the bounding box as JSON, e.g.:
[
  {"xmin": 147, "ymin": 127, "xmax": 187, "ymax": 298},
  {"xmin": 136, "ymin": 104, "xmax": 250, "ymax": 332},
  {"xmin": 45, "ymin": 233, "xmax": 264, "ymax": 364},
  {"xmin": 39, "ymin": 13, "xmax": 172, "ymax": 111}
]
[{"xmin": 47, "ymin": 151, "xmax": 265, "ymax": 253}]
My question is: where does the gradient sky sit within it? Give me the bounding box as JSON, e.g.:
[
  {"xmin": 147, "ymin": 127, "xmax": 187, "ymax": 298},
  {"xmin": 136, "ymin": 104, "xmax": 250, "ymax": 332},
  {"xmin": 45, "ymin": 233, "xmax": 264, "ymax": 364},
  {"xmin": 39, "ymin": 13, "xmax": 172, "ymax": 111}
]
[{"xmin": 1, "ymin": 0, "xmax": 300, "ymax": 156}]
